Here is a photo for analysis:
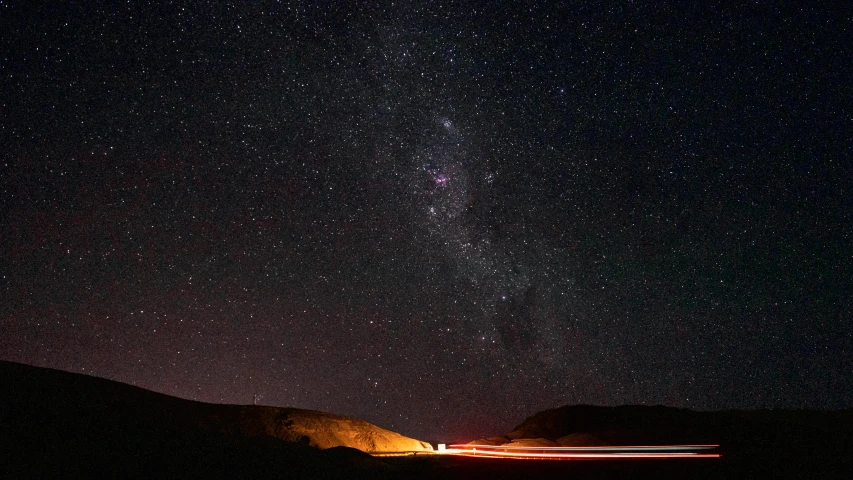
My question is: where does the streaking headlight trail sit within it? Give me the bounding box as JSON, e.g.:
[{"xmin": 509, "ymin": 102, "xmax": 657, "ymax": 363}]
[{"xmin": 439, "ymin": 444, "xmax": 721, "ymax": 460}]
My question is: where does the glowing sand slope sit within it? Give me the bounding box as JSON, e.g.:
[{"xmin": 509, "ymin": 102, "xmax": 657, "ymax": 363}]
[{"xmin": 227, "ymin": 406, "xmax": 433, "ymax": 453}]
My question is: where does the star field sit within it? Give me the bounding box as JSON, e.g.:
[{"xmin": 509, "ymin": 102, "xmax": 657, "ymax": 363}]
[{"xmin": 1, "ymin": 1, "xmax": 851, "ymax": 441}]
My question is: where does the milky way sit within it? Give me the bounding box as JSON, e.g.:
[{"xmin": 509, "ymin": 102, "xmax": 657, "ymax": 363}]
[{"xmin": 2, "ymin": 2, "xmax": 851, "ymax": 441}]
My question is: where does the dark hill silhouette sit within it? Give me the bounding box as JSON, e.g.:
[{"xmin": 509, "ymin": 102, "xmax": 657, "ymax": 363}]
[{"xmin": 0, "ymin": 361, "xmax": 419, "ymax": 478}]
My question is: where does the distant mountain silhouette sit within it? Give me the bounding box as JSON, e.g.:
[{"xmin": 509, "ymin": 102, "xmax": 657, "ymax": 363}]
[{"xmin": 470, "ymin": 404, "xmax": 853, "ymax": 477}]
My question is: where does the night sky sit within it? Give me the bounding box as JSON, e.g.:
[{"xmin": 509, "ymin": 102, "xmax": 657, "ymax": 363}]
[{"xmin": 2, "ymin": 1, "xmax": 851, "ymax": 442}]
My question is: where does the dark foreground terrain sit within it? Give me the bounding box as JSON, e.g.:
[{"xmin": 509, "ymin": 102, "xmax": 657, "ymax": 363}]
[{"xmin": 2, "ymin": 361, "xmax": 851, "ymax": 479}]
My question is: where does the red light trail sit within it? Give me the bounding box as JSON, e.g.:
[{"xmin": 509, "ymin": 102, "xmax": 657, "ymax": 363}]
[{"xmin": 442, "ymin": 444, "xmax": 721, "ymax": 460}]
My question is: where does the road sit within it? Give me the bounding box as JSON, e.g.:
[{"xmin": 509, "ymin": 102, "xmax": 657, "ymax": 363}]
[{"xmin": 440, "ymin": 443, "xmax": 721, "ymax": 460}]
